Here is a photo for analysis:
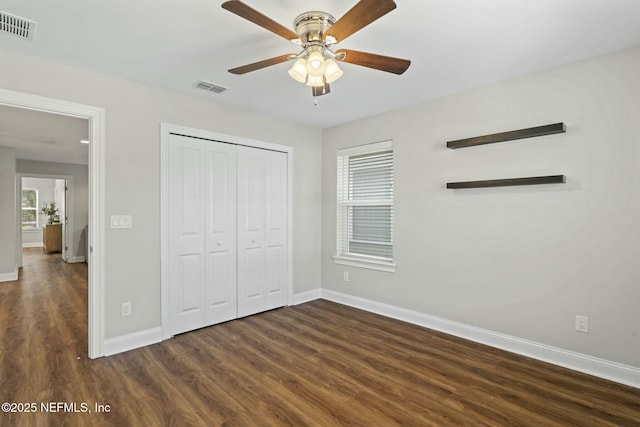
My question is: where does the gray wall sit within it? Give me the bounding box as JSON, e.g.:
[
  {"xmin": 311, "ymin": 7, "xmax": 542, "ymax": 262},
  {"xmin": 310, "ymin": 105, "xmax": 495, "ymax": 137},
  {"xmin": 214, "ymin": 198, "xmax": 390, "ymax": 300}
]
[
  {"xmin": 0, "ymin": 147, "xmax": 17, "ymax": 279},
  {"xmin": 1, "ymin": 48, "xmax": 323, "ymax": 339},
  {"xmin": 321, "ymin": 46, "xmax": 640, "ymax": 368},
  {"xmin": 18, "ymin": 164, "xmax": 89, "ymax": 260}
]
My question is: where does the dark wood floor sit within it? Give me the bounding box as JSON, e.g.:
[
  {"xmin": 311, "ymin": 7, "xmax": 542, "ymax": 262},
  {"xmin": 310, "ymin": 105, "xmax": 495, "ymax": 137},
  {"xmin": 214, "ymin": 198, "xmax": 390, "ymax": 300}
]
[{"xmin": 1, "ymin": 248, "xmax": 639, "ymax": 426}]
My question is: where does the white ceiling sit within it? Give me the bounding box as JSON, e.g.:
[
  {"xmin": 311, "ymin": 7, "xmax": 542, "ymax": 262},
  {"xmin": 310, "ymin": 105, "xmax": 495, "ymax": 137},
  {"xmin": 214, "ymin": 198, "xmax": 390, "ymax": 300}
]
[
  {"xmin": 0, "ymin": 105, "xmax": 88, "ymax": 165},
  {"xmin": 1, "ymin": 0, "xmax": 640, "ymax": 132}
]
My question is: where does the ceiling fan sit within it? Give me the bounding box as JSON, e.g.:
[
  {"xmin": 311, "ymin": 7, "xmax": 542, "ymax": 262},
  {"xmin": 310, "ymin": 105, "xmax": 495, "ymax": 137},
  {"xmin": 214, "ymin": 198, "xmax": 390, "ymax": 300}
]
[{"xmin": 221, "ymin": 0, "xmax": 411, "ymax": 97}]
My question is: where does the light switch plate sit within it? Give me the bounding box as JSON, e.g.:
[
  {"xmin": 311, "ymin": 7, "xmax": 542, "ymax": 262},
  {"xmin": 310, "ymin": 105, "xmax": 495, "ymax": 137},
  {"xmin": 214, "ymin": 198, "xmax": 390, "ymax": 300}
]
[{"xmin": 110, "ymin": 215, "xmax": 133, "ymax": 229}]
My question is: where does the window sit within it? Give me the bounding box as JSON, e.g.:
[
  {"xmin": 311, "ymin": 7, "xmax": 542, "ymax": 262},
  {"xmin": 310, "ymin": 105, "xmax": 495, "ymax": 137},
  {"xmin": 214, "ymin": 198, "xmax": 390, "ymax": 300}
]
[
  {"xmin": 334, "ymin": 141, "xmax": 395, "ymax": 272},
  {"xmin": 22, "ymin": 188, "xmax": 39, "ymax": 230}
]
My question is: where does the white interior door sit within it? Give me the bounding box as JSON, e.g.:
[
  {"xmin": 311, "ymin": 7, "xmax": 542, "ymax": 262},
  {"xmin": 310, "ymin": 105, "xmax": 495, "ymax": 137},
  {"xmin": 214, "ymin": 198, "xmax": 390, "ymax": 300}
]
[
  {"xmin": 237, "ymin": 146, "xmax": 288, "ymax": 317},
  {"xmin": 55, "ymin": 179, "xmax": 68, "ymax": 261}
]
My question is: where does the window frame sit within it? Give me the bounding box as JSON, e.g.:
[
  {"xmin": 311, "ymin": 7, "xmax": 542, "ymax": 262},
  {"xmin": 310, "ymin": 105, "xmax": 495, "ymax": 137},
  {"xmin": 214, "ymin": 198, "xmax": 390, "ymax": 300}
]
[
  {"xmin": 21, "ymin": 187, "xmax": 39, "ymax": 231},
  {"xmin": 333, "ymin": 140, "xmax": 396, "ymax": 272}
]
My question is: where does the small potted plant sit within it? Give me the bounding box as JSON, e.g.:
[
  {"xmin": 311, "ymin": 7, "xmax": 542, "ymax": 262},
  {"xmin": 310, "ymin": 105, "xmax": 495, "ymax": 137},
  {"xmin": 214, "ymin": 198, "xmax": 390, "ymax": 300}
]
[{"xmin": 41, "ymin": 202, "xmax": 59, "ymax": 224}]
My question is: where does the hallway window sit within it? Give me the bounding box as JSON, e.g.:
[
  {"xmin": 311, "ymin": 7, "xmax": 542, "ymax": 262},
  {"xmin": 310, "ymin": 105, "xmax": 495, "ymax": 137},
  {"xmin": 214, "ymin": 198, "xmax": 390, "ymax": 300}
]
[{"xmin": 22, "ymin": 188, "xmax": 38, "ymax": 230}]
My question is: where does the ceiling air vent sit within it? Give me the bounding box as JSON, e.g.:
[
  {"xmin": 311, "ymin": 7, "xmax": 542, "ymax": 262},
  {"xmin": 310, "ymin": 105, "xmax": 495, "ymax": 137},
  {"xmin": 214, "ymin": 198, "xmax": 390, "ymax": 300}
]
[
  {"xmin": 0, "ymin": 11, "xmax": 36, "ymax": 40},
  {"xmin": 194, "ymin": 80, "xmax": 227, "ymax": 94}
]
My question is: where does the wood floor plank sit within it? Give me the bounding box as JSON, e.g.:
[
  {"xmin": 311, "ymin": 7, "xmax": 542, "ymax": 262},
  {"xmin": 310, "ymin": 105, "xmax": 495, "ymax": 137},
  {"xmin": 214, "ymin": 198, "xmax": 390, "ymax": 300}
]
[{"xmin": 2, "ymin": 248, "xmax": 639, "ymax": 426}]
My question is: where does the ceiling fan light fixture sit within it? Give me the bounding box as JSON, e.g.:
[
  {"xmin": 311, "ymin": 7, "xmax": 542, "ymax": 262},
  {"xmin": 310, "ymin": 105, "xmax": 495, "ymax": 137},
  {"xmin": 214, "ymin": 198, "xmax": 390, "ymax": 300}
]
[
  {"xmin": 288, "ymin": 58, "xmax": 308, "ymax": 83},
  {"xmin": 222, "ymin": 0, "xmax": 410, "ymax": 97},
  {"xmin": 324, "ymin": 58, "xmax": 343, "ymax": 83}
]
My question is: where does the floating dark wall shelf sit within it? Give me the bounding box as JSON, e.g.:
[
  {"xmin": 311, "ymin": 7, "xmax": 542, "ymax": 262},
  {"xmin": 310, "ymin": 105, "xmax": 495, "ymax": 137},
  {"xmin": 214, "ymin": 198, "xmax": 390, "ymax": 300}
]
[
  {"xmin": 446, "ymin": 122, "xmax": 566, "ymax": 149},
  {"xmin": 447, "ymin": 175, "xmax": 566, "ymax": 189}
]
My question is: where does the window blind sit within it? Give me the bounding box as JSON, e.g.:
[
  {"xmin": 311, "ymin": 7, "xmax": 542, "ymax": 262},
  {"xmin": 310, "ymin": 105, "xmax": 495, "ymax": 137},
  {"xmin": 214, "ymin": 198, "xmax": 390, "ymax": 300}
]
[{"xmin": 337, "ymin": 145, "xmax": 393, "ymax": 261}]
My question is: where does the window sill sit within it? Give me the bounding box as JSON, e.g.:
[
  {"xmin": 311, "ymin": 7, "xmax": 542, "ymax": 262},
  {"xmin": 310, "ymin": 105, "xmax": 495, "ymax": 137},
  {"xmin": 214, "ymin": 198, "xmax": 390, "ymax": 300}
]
[
  {"xmin": 22, "ymin": 229, "xmax": 40, "ymax": 233},
  {"xmin": 333, "ymin": 255, "xmax": 396, "ymax": 273}
]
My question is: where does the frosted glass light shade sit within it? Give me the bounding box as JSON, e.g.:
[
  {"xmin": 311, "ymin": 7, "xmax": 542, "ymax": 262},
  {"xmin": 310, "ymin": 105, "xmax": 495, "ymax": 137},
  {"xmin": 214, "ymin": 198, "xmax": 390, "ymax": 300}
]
[
  {"xmin": 306, "ymin": 74, "xmax": 325, "ymax": 87},
  {"xmin": 324, "ymin": 59, "xmax": 343, "ymax": 83},
  {"xmin": 288, "ymin": 58, "xmax": 308, "ymax": 83},
  {"xmin": 306, "ymin": 51, "xmax": 325, "ymax": 76}
]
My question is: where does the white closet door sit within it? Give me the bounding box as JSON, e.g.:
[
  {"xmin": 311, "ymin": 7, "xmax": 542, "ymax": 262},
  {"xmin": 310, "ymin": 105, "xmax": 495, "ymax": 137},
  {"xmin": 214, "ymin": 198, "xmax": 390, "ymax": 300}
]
[
  {"xmin": 237, "ymin": 146, "xmax": 288, "ymax": 317},
  {"xmin": 169, "ymin": 134, "xmax": 207, "ymax": 335},
  {"xmin": 169, "ymin": 134, "xmax": 238, "ymax": 334},
  {"xmin": 169, "ymin": 134, "xmax": 288, "ymax": 334},
  {"xmin": 204, "ymin": 141, "xmax": 237, "ymax": 325}
]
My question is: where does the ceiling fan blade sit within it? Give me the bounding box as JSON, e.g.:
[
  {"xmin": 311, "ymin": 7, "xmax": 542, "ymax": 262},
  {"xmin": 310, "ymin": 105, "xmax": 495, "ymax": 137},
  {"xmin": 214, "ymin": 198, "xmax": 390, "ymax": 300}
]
[
  {"xmin": 324, "ymin": 0, "xmax": 396, "ymax": 43},
  {"xmin": 228, "ymin": 54, "xmax": 293, "ymax": 74},
  {"xmin": 336, "ymin": 49, "xmax": 410, "ymax": 74},
  {"xmin": 222, "ymin": 0, "xmax": 299, "ymax": 41}
]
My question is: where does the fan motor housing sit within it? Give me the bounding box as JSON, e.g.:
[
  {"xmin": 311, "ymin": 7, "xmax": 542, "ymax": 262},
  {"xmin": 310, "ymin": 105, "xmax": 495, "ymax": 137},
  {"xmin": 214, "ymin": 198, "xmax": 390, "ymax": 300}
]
[{"xmin": 293, "ymin": 11, "xmax": 335, "ymax": 43}]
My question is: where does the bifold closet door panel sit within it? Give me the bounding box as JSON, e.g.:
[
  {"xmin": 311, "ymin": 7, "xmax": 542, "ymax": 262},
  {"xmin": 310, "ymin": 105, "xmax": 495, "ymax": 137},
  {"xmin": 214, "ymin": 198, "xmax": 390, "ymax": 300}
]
[
  {"xmin": 168, "ymin": 134, "xmax": 207, "ymax": 335},
  {"xmin": 204, "ymin": 142, "xmax": 238, "ymax": 326},
  {"xmin": 168, "ymin": 135, "xmax": 239, "ymax": 335},
  {"xmin": 263, "ymin": 149, "xmax": 288, "ymax": 311},
  {"xmin": 237, "ymin": 146, "xmax": 288, "ymax": 318}
]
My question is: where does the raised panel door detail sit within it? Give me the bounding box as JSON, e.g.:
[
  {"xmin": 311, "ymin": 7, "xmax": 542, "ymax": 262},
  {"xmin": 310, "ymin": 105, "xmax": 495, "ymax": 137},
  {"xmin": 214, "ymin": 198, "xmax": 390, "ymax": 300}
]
[
  {"xmin": 245, "ymin": 247, "xmax": 265, "ymax": 300},
  {"xmin": 208, "ymin": 250, "xmax": 233, "ymax": 307},
  {"xmin": 241, "ymin": 155, "xmax": 264, "ymax": 233},
  {"xmin": 266, "ymin": 156, "xmax": 285, "ymax": 232},
  {"xmin": 180, "ymin": 147, "xmax": 202, "ymax": 236},
  {"xmin": 208, "ymin": 151, "xmax": 231, "ymax": 234},
  {"xmin": 178, "ymin": 254, "xmax": 203, "ymax": 313},
  {"xmin": 267, "ymin": 245, "xmax": 284, "ymax": 295}
]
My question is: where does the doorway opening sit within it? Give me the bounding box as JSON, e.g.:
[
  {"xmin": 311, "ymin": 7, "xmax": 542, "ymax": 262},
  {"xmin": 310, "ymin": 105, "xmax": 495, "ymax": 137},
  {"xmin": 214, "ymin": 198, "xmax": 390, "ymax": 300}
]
[
  {"xmin": 18, "ymin": 175, "xmax": 77, "ymax": 263},
  {"xmin": 0, "ymin": 87, "xmax": 105, "ymax": 358}
]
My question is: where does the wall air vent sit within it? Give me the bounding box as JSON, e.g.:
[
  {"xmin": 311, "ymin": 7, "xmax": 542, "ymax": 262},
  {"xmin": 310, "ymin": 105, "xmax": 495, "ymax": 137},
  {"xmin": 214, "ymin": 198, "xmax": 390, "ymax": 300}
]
[
  {"xmin": 194, "ymin": 80, "xmax": 227, "ymax": 94},
  {"xmin": 0, "ymin": 11, "xmax": 36, "ymax": 41}
]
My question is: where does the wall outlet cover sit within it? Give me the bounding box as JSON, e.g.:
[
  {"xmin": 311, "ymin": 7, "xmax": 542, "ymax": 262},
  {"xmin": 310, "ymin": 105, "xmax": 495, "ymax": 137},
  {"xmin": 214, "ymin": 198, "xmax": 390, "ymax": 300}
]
[{"xmin": 575, "ymin": 315, "xmax": 589, "ymax": 333}]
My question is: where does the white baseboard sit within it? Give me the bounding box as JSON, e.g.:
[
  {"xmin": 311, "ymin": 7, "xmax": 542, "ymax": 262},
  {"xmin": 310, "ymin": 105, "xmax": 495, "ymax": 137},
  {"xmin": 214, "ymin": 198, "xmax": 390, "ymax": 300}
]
[
  {"xmin": 320, "ymin": 289, "xmax": 640, "ymax": 390},
  {"xmin": 69, "ymin": 256, "xmax": 86, "ymax": 263},
  {"xmin": 104, "ymin": 327, "xmax": 162, "ymax": 356},
  {"xmin": 0, "ymin": 268, "xmax": 18, "ymax": 283},
  {"xmin": 22, "ymin": 242, "xmax": 43, "ymax": 248},
  {"xmin": 292, "ymin": 288, "xmax": 322, "ymax": 305}
]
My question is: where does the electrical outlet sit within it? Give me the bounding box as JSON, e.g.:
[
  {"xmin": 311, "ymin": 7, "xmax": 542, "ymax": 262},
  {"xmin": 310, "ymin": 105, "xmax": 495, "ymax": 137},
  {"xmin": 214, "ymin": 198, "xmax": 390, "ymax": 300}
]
[
  {"xmin": 343, "ymin": 272, "xmax": 350, "ymax": 282},
  {"xmin": 122, "ymin": 301, "xmax": 132, "ymax": 317},
  {"xmin": 575, "ymin": 315, "xmax": 589, "ymax": 333}
]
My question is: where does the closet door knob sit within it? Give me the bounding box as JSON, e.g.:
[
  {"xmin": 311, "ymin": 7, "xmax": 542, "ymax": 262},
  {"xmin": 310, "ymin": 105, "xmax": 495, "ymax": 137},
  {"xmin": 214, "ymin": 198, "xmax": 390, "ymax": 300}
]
[
  {"xmin": 251, "ymin": 240, "xmax": 256, "ymax": 244},
  {"xmin": 217, "ymin": 241, "xmax": 222, "ymax": 246}
]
